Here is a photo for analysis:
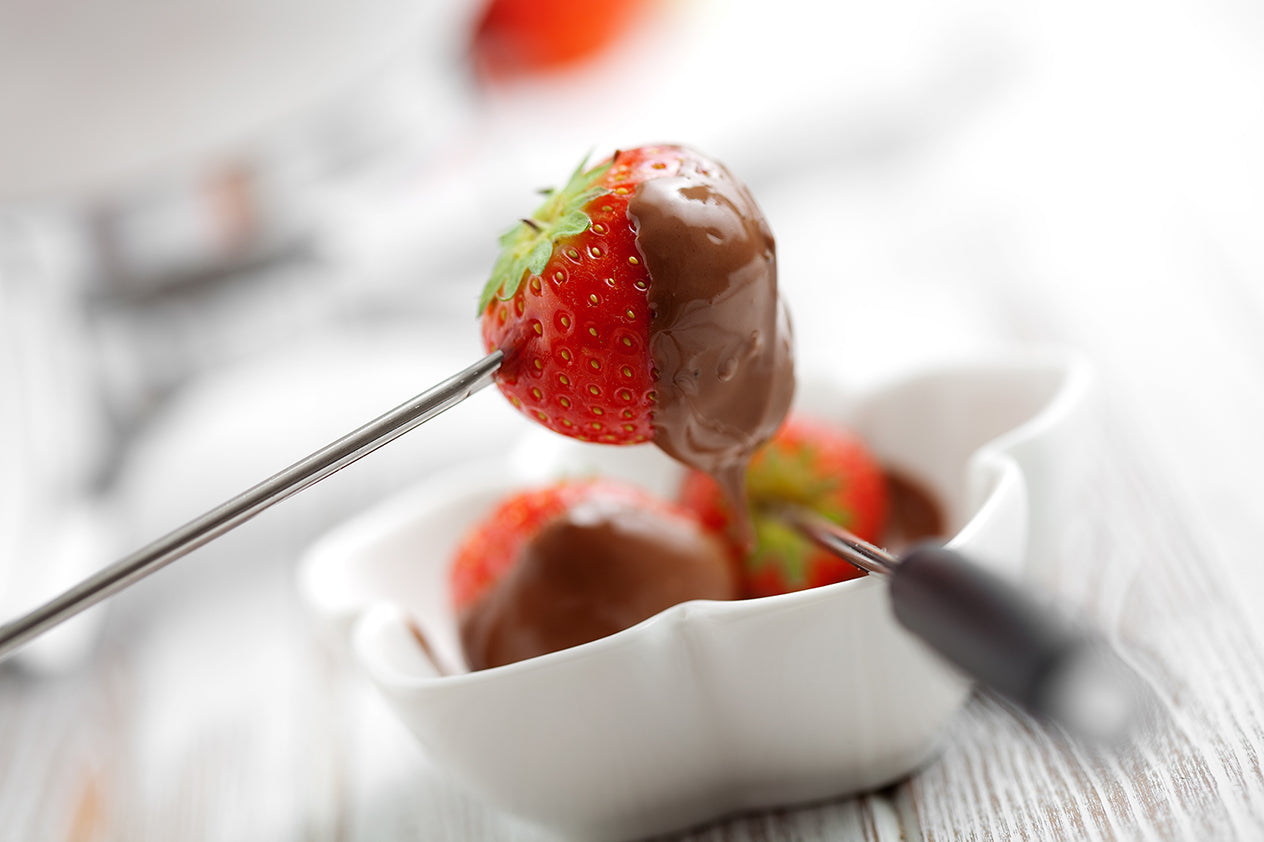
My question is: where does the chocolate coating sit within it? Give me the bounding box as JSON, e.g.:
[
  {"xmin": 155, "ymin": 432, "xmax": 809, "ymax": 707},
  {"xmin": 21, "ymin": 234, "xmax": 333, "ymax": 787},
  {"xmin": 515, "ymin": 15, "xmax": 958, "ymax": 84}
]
[
  {"xmin": 629, "ymin": 152, "xmax": 795, "ymax": 539},
  {"xmin": 459, "ymin": 496, "xmax": 738, "ymax": 671}
]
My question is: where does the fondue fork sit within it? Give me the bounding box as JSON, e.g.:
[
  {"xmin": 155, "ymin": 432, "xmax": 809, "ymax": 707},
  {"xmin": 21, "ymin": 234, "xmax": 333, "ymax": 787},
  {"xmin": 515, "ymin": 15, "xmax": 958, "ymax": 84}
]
[{"xmin": 786, "ymin": 507, "xmax": 1146, "ymax": 743}]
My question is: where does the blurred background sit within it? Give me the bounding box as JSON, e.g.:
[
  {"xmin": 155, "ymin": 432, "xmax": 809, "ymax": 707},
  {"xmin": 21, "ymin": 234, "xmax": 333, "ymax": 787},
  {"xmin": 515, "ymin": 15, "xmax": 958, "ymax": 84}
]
[{"xmin": 1, "ymin": 0, "xmax": 1262, "ymax": 675}]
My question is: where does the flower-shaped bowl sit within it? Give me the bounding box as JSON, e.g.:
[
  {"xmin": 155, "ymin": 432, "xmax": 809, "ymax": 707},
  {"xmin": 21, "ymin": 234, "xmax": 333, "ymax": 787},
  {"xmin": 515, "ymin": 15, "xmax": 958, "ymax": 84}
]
[{"xmin": 298, "ymin": 349, "xmax": 1093, "ymax": 840}]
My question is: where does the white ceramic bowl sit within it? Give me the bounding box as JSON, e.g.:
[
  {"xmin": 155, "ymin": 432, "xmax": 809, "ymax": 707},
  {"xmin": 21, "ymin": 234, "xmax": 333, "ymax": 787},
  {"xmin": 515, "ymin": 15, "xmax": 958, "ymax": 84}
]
[{"xmin": 298, "ymin": 349, "xmax": 1093, "ymax": 841}]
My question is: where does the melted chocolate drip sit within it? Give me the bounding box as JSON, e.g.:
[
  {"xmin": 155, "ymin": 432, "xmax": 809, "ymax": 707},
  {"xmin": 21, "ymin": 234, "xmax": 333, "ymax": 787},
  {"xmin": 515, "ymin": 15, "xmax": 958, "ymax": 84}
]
[{"xmin": 629, "ymin": 153, "xmax": 795, "ymax": 543}]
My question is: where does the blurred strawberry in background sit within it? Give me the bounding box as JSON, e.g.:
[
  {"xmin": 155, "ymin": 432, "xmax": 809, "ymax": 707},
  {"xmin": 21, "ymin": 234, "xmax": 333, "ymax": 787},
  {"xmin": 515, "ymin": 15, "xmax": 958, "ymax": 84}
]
[{"xmin": 472, "ymin": 0, "xmax": 654, "ymax": 79}]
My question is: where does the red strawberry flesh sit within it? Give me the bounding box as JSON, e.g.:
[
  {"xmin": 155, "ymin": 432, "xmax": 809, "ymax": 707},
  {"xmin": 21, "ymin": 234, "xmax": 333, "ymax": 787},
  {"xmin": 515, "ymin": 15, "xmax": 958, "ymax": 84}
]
[{"xmin": 480, "ymin": 153, "xmax": 659, "ymax": 445}]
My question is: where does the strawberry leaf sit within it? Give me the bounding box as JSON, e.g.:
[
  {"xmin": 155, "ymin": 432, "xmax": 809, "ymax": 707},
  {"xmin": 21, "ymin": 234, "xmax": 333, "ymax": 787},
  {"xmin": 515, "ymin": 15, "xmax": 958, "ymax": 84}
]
[
  {"xmin": 477, "ymin": 154, "xmax": 613, "ymax": 315},
  {"xmin": 750, "ymin": 515, "xmax": 813, "ymax": 587},
  {"xmin": 555, "ymin": 207, "xmax": 594, "ymax": 239}
]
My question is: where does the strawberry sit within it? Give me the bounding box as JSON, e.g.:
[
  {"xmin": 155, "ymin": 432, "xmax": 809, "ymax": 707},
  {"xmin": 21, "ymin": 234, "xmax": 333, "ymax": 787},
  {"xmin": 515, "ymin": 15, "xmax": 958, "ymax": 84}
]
[
  {"xmin": 678, "ymin": 415, "xmax": 889, "ymax": 598},
  {"xmin": 478, "ymin": 145, "xmax": 697, "ymax": 446},
  {"xmin": 450, "ymin": 477, "xmax": 737, "ymax": 669},
  {"xmin": 472, "ymin": 0, "xmax": 651, "ymax": 79}
]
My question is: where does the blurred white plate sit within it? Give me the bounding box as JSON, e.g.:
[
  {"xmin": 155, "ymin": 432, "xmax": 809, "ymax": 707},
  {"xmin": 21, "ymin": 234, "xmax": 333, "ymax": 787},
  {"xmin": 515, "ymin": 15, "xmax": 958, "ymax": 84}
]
[
  {"xmin": 0, "ymin": 0, "xmax": 479, "ymax": 200},
  {"xmin": 299, "ymin": 348, "xmax": 1092, "ymax": 840}
]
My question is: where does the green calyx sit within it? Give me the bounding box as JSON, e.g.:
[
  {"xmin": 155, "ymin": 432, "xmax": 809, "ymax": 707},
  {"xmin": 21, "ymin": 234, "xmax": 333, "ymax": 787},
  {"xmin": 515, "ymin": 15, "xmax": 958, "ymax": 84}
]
[
  {"xmin": 747, "ymin": 445, "xmax": 850, "ymax": 586},
  {"xmin": 477, "ymin": 155, "xmax": 612, "ymax": 315},
  {"xmin": 751, "ymin": 516, "xmax": 813, "ymax": 585},
  {"xmin": 748, "ymin": 445, "xmax": 844, "ymax": 516}
]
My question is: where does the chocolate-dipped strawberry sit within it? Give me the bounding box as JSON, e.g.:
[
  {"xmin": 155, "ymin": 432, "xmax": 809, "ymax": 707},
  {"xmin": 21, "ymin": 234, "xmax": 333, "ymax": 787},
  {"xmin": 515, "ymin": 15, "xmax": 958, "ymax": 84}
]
[
  {"xmin": 478, "ymin": 145, "xmax": 795, "ymax": 533},
  {"xmin": 451, "ymin": 479, "xmax": 737, "ymax": 670}
]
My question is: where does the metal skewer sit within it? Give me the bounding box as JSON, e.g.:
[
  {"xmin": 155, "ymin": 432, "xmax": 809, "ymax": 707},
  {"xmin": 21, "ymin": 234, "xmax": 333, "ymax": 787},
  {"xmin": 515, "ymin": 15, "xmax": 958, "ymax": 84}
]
[
  {"xmin": 785, "ymin": 508, "xmax": 898, "ymax": 575},
  {"xmin": 0, "ymin": 350, "xmax": 504, "ymax": 663}
]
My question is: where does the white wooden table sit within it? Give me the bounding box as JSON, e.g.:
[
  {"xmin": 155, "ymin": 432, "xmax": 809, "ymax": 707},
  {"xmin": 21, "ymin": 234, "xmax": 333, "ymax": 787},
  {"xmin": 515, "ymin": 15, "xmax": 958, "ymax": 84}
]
[{"xmin": 4, "ymin": 0, "xmax": 1264, "ymax": 839}]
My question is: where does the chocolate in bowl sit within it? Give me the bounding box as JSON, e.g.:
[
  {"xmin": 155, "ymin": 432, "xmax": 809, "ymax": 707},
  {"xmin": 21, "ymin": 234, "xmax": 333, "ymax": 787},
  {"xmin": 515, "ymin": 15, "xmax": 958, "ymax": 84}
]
[{"xmin": 882, "ymin": 469, "xmax": 947, "ymax": 553}]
